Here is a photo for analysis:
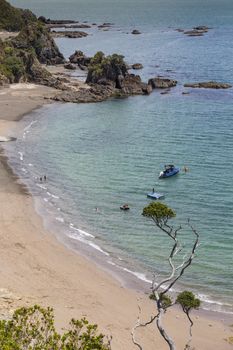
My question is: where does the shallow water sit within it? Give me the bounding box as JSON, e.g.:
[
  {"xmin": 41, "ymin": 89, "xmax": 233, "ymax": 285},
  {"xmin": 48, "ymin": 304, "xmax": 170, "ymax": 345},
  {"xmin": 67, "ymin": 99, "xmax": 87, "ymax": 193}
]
[{"xmin": 6, "ymin": 0, "xmax": 233, "ymax": 313}]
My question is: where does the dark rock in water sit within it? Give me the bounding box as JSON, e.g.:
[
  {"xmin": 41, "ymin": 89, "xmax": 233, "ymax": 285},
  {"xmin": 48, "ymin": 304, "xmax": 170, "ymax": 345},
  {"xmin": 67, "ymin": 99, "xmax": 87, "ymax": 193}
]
[
  {"xmin": 193, "ymin": 25, "xmax": 210, "ymax": 31},
  {"xmin": 98, "ymin": 22, "xmax": 113, "ymax": 28},
  {"xmin": 43, "ymin": 19, "xmax": 78, "ymax": 25},
  {"xmin": 183, "ymin": 26, "xmax": 210, "ymax": 37},
  {"xmin": 69, "ymin": 50, "xmax": 91, "ymax": 67},
  {"xmin": 12, "ymin": 22, "xmax": 65, "ymax": 65},
  {"xmin": 148, "ymin": 77, "xmax": 177, "ymax": 89},
  {"xmin": 184, "ymin": 81, "xmax": 232, "ymax": 89},
  {"xmin": 52, "ymin": 30, "xmax": 88, "ymax": 38},
  {"xmin": 175, "ymin": 28, "xmax": 184, "ymax": 32},
  {"xmin": 131, "ymin": 63, "xmax": 143, "ymax": 70},
  {"xmin": 119, "ymin": 74, "xmax": 152, "ymax": 95},
  {"xmin": 64, "ymin": 63, "xmax": 76, "ymax": 70},
  {"xmin": 131, "ymin": 29, "xmax": 141, "ymax": 35},
  {"xmin": 184, "ymin": 30, "xmax": 204, "ymax": 36},
  {"xmin": 160, "ymin": 90, "xmax": 170, "ymax": 95},
  {"xmin": 182, "ymin": 91, "xmax": 190, "ymax": 95}
]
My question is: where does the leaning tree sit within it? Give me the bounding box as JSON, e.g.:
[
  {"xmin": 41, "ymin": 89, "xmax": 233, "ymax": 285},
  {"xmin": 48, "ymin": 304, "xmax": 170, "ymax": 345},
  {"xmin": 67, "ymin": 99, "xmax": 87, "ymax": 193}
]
[{"xmin": 132, "ymin": 202, "xmax": 200, "ymax": 350}]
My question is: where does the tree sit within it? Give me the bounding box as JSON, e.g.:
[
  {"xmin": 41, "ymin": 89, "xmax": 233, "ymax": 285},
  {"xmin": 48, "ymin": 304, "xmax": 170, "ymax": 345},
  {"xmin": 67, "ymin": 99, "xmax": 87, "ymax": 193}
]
[
  {"xmin": 0, "ymin": 305, "xmax": 111, "ymax": 350},
  {"xmin": 132, "ymin": 202, "xmax": 200, "ymax": 350}
]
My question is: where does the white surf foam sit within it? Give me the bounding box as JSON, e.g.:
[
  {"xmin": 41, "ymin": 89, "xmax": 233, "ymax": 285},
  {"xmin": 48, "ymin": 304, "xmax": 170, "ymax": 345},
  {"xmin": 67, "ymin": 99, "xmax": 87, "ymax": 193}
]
[
  {"xmin": 18, "ymin": 152, "xmax": 23, "ymax": 161},
  {"xmin": 55, "ymin": 216, "xmax": 64, "ymax": 223},
  {"xmin": 121, "ymin": 267, "xmax": 152, "ymax": 284}
]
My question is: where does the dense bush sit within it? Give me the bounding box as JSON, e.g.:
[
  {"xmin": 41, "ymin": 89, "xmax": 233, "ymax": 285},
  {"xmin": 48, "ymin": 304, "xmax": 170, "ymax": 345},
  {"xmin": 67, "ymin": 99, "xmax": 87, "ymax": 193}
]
[
  {"xmin": 0, "ymin": 305, "xmax": 111, "ymax": 350},
  {"xmin": 0, "ymin": 0, "xmax": 36, "ymax": 31}
]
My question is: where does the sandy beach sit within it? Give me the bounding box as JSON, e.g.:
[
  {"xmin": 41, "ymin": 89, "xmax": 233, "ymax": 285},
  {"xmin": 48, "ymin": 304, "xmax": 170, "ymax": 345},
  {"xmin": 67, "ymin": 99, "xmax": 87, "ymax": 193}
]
[{"xmin": 0, "ymin": 83, "xmax": 232, "ymax": 349}]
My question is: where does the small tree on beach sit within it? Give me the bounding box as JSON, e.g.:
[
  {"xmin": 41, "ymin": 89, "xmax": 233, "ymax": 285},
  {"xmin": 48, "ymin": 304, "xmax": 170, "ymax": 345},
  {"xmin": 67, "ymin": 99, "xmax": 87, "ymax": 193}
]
[{"xmin": 131, "ymin": 202, "xmax": 200, "ymax": 350}]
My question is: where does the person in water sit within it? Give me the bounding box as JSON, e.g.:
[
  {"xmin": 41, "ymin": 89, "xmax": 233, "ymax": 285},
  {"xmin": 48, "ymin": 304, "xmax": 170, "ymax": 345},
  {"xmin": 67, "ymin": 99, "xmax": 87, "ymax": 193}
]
[{"xmin": 152, "ymin": 188, "xmax": 155, "ymax": 193}]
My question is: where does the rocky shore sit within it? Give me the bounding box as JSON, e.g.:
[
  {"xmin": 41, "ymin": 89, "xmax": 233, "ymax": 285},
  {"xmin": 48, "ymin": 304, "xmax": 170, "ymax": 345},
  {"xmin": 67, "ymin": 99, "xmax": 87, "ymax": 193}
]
[{"xmin": 0, "ymin": 0, "xmax": 232, "ymax": 105}]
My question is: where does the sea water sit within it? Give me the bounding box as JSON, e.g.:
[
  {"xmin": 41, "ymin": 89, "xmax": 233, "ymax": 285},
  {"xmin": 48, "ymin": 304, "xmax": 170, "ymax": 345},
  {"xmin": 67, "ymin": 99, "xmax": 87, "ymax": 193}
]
[{"xmin": 6, "ymin": 0, "xmax": 233, "ymax": 313}]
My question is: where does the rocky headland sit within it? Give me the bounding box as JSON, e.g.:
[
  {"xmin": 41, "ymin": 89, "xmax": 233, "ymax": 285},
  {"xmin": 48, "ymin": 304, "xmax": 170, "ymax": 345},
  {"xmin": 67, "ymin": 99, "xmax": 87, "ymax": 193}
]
[{"xmin": 0, "ymin": 0, "xmax": 231, "ymax": 105}]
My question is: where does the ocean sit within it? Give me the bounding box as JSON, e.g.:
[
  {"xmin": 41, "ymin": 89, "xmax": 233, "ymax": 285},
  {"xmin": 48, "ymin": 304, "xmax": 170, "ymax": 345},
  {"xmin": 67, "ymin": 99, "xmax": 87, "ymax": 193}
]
[{"xmin": 6, "ymin": 0, "xmax": 233, "ymax": 314}]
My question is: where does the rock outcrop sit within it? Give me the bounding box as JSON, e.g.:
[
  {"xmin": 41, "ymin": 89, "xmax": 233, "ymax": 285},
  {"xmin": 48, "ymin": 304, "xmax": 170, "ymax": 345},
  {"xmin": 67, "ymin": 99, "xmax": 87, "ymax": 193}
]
[
  {"xmin": 148, "ymin": 77, "xmax": 177, "ymax": 89},
  {"xmin": 131, "ymin": 63, "xmax": 143, "ymax": 70},
  {"xmin": 12, "ymin": 22, "xmax": 65, "ymax": 65},
  {"xmin": 69, "ymin": 50, "xmax": 91, "ymax": 69},
  {"xmin": 86, "ymin": 51, "xmax": 151, "ymax": 96},
  {"xmin": 184, "ymin": 81, "xmax": 232, "ymax": 89}
]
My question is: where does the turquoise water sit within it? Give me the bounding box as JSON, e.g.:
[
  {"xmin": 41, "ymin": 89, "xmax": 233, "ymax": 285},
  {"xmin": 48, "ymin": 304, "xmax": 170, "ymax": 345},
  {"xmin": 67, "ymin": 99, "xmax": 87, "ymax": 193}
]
[{"xmin": 7, "ymin": 0, "xmax": 233, "ymax": 313}]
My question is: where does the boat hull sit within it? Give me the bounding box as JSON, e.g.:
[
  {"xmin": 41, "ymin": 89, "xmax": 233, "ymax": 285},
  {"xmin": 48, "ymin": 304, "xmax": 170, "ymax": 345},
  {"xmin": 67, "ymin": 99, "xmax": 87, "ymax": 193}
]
[{"xmin": 159, "ymin": 168, "xmax": 179, "ymax": 179}]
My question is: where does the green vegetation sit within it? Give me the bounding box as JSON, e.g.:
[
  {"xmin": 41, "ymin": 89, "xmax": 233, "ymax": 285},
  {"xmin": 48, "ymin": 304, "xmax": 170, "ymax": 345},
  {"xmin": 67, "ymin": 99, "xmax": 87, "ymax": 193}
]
[
  {"xmin": 176, "ymin": 291, "xmax": 200, "ymax": 312},
  {"xmin": 87, "ymin": 51, "xmax": 127, "ymax": 84},
  {"xmin": 149, "ymin": 293, "xmax": 172, "ymax": 310},
  {"xmin": 0, "ymin": 0, "xmax": 36, "ymax": 31},
  {"xmin": 0, "ymin": 305, "xmax": 111, "ymax": 350},
  {"xmin": 142, "ymin": 202, "xmax": 176, "ymax": 226},
  {"xmin": 0, "ymin": 39, "xmax": 26, "ymax": 82}
]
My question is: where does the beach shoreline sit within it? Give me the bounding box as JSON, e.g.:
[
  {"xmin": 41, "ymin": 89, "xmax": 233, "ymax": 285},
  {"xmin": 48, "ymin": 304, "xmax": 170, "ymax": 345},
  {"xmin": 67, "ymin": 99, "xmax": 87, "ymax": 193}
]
[{"xmin": 0, "ymin": 83, "xmax": 232, "ymax": 349}]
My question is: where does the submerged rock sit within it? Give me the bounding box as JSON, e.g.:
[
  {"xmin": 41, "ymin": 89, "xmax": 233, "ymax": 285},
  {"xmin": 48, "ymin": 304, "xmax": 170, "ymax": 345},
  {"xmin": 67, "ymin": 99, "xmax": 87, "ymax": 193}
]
[{"xmin": 184, "ymin": 81, "xmax": 232, "ymax": 89}]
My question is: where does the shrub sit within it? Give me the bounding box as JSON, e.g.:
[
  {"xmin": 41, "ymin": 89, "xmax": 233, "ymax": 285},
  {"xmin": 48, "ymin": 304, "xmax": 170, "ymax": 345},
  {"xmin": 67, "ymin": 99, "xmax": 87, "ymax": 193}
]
[{"xmin": 0, "ymin": 305, "xmax": 111, "ymax": 350}]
